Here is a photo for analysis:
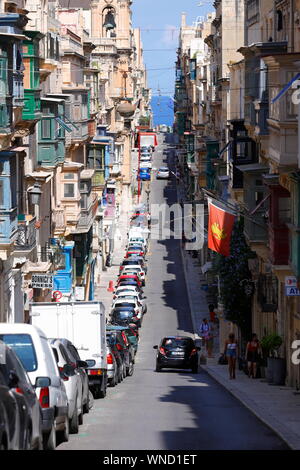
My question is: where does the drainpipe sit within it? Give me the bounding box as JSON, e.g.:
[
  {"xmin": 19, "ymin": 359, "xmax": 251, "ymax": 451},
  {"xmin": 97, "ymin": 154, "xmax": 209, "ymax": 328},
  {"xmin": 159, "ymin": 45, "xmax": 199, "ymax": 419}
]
[{"xmin": 290, "ymin": 0, "xmax": 295, "ymax": 52}]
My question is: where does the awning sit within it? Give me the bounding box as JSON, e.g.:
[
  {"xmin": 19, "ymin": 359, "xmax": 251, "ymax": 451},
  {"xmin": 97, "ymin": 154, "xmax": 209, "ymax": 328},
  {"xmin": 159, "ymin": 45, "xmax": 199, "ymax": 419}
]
[
  {"xmin": 0, "ymin": 32, "xmax": 26, "ymax": 40},
  {"xmin": 25, "ymin": 171, "xmax": 53, "ymax": 183},
  {"xmin": 236, "ymin": 163, "xmax": 269, "ymax": 172},
  {"xmin": 41, "ymin": 97, "xmax": 65, "ymax": 103},
  {"xmin": 11, "ymin": 146, "xmax": 27, "ymax": 152}
]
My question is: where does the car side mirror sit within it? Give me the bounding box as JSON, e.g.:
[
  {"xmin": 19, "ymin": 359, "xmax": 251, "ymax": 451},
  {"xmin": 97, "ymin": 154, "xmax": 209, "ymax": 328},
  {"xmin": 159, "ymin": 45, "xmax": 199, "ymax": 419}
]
[
  {"xmin": 8, "ymin": 371, "xmax": 19, "ymax": 389},
  {"xmin": 35, "ymin": 376, "xmax": 51, "ymax": 388},
  {"xmin": 77, "ymin": 360, "xmax": 88, "ymax": 369},
  {"xmin": 153, "ymin": 345, "xmax": 158, "ymax": 350},
  {"xmin": 63, "ymin": 364, "xmax": 74, "ymax": 377}
]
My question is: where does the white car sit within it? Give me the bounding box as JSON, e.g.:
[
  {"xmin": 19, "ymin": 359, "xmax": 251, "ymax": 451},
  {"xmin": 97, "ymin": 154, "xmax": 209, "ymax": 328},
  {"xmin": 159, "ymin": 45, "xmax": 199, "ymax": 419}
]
[
  {"xmin": 121, "ymin": 265, "xmax": 146, "ymax": 285},
  {"xmin": 128, "ymin": 236, "xmax": 147, "ymax": 250},
  {"xmin": 156, "ymin": 167, "xmax": 170, "ymax": 179},
  {"xmin": 111, "ymin": 298, "xmax": 143, "ymax": 320},
  {"xmin": 114, "ymin": 285, "xmax": 142, "ymax": 297},
  {"xmin": 49, "ymin": 339, "xmax": 84, "ymax": 434},
  {"xmin": 113, "ymin": 289, "xmax": 147, "ymax": 313},
  {"xmin": 0, "ymin": 323, "xmax": 69, "ymax": 450},
  {"xmin": 140, "ymin": 161, "xmax": 152, "ymax": 169}
]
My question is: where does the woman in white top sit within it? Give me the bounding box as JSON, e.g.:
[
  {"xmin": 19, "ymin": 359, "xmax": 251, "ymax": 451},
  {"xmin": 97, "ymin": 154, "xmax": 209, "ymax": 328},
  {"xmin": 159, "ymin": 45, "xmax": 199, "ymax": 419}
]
[{"xmin": 224, "ymin": 333, "xmax": 238, "ymax": 379}]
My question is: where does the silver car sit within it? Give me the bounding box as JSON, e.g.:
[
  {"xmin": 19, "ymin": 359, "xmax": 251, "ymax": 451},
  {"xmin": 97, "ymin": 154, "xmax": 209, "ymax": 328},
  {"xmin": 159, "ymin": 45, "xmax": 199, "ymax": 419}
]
[
  {"xmin": 156, "ymin": 167, "xmax": 170, "ymax": 179},
  {"xmin": 49, "ymin": 339, "xmax": 84, "ymax": 434}
]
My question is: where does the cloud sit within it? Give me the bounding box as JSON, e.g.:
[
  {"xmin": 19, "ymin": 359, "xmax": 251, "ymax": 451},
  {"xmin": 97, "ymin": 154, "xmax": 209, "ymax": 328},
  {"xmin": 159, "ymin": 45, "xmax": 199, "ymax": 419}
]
[{"xmin": 161, "ymin": 24, "xmax": 178, "ymax": 46}]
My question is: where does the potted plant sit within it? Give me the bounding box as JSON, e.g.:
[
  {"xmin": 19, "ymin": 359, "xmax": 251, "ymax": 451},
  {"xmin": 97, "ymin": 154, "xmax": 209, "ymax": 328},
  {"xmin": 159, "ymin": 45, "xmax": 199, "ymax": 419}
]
[{"xmin": 261, "ymin": 334, "xmax": 286, "ymax": 385}]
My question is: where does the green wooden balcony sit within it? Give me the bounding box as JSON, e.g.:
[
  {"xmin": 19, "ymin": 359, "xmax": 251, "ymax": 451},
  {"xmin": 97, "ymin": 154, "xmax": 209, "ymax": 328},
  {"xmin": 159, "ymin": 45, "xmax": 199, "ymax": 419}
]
[{"xmin": 22, "ymin": 89, "xmax": 42, "ymax": 121}]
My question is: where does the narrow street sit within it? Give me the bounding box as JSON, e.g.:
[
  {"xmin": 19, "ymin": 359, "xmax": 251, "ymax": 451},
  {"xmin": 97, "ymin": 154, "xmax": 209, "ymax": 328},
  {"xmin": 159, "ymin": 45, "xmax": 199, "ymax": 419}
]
[{"xmin": 59, "ymin": 135, "xmax": 288, "ymax": 451}]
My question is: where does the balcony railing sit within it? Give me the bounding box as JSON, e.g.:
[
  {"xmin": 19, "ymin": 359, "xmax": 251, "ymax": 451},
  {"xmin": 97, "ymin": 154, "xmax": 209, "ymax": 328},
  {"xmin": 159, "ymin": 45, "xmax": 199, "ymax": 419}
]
[{"xmin": 15, "ymin": 216, "xmax": 37, "ymax": 251}]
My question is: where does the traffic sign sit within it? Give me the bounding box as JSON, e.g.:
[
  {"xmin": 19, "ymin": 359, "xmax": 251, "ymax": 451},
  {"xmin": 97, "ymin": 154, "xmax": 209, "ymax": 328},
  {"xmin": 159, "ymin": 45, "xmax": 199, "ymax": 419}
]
[{"xmin": 52, "ymin": 290, "xmax": 63, "ymax": 301}]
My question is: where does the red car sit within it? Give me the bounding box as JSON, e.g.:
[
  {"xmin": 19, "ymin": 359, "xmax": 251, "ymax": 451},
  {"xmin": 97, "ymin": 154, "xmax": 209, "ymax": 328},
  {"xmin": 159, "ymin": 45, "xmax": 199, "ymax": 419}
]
[{"xmin": 117, "ymin": 275, "xmax": 142, "ymax": 287}]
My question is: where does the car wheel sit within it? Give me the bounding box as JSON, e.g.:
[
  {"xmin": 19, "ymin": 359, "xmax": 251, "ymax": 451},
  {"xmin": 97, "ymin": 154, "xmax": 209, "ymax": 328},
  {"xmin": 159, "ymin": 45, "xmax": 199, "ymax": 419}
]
[
  {"xmin": 59, "ymin": 415, "xmax": 69, "ymax": 443},
  {"xmin": 83, "ymin": 394, "xmax": 90, "ymax": 414},
  {"xmin": 43, "ymin": 422, "xmax": 56, "ymax": 450},
  {"xmin": 78, "ymin": 403, "xmax": 84, "ymax": 426},
  {"xmin": 156, "ymin": 364, "xmax": 162, "ymax": 372},
  {"xmin": 127, "ymin": 359, "xmax": 134, "ymax": 377},
  {"xmin": 69, "ymin": 401, "xmax": 79, "ymax": 434},
  {"xmin": 109, "ymin": 375, "xmax": 116, "ymax": 387},
  {"xmin": 24, "ymin": 427, "xmax": 32, "ymax": 450}
]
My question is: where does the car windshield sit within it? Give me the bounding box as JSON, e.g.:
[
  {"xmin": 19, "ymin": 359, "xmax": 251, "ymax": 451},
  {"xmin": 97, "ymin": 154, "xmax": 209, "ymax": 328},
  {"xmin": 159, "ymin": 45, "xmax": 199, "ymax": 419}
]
[
  {"xmin": 114, "ymin": 311, "xmax": 134, "ymax": 319},
  {"xmin": 162, "ymin": 338, "xmax": 193, "ymax": 350},
  {"xmin": 159, "ymin": 168, "xmax": 168, "ymax": 172},
  {"xmin": 0, "ymin": 333, "xmax": 38, "ymax": 372}
]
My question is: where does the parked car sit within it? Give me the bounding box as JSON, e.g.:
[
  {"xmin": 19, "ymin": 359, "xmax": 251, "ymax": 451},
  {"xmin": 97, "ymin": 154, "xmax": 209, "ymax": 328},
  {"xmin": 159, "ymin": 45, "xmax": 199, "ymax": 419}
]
[
  {"xmin": 156, "ymin": 167, "xmax": 170, "ymax": 179},
  {"xmin": 49, "ymin": 339, "xmax": 85, "ymax": 434},
  {"xmin": 122, "ymin": 325, "xmax": 139, "ymax": 356},
  {"xmin": 153, "ymin": 336, "xmax": 200, "ymax": 373},
  {"xmin": 110, "ymin": 307, "xmax": 141, "ymax": 328},
  {"xmin": 106, "ymin": 334, "xmax": 125, "ymax": 386},
  {"xmin": 0, "ymin": 341, "xmax": 43, "ymax": 450},
  {"xmin": 0, "ymin": 324, "xmax": 69, "ymax": 450},
  {"xmin": 106, "ymin": 326, "xmax": 135, "ymax": 377},
  {"xmin": 0, "ymin": 364, "xmax": 21, "ymax": 450},
  {"xmin": 120, "ymin": 257, "xmax": 147, "ymax": 272},
  {"xmin": 121, "ymin": 266, "xmax": 146, "ymax": 285},
  {"xmin": 117, "ymin": 279, "xmax": 143, "ymax": 291},
  {"xmin": 117, "ymin": 274, "xmax": 142, "ymax": 287},
  {"xmin": 138, "ymin": 168, "xmax": 151, "ymax": 181},
  {"xmin": 125, "ymin": 250, "xmax": 145, "ymax": 259},
  {"xmin": 56, "ymin": 338, "xmax": 90, "ymax": 415},
  {"xmin": 111, "ymin": 298, "xmax": 143, "ymax": 320},
  {"xmin": 113, "ymin": 290, "xmax": 147, "ymax": 314}
]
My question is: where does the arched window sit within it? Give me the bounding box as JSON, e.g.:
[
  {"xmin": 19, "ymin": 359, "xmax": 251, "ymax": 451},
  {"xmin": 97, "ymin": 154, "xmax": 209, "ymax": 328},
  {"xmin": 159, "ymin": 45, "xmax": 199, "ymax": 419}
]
[{"xmin": 103, "ymin": 7, "xmax": 116, "ymax": 38}]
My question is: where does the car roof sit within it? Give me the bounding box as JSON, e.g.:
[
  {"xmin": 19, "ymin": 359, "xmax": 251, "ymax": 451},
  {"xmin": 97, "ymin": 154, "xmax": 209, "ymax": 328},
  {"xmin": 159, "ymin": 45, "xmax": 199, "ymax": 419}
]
[
  {"xmin": 106, "ymin": 325, "xmax": 129, "ymax": 331},
  {"xmin": 159, "ymin": 167, "xmax": 169, "ymax": 171},
  {"xmin": 0, "ymin": 322, "xmax": 47, "ymax": 338}
]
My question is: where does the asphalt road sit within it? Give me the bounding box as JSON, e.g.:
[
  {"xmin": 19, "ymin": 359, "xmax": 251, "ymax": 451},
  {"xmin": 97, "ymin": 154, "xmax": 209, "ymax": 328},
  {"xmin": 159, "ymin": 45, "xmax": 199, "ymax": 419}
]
[{"xmin": 59, "ymin": 134, "xmax": 288, "ymax": 451}]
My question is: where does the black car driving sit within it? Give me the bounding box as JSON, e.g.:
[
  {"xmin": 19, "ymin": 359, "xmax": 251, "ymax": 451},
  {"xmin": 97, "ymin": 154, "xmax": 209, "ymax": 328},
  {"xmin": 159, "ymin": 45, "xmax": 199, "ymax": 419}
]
[{"xmin": 154, "ymin": 336, "xmax": 200, "ymax": 373}]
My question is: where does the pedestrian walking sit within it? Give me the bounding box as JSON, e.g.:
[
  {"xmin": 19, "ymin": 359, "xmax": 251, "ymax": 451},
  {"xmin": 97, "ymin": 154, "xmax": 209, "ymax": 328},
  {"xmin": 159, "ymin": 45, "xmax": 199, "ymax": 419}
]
[
  {"xmin": 200, "ymin": 318, "xmax": 211, "ymax": 354},
  {"xmin": 208, "ymin": 303, "xmax": 217, "ymax": 323},
  {"xmin": 246, "ymin": 333, "xmax": 260, "ymax": 378},
  {"xmin": 224, "ymin": 333, "xmax": 238, "ymax": 379}
]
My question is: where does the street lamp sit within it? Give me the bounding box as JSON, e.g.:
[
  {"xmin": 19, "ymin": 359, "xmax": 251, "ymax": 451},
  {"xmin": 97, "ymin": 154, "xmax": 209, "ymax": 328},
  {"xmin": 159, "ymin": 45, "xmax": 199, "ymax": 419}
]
[{"xmin": 27, "ymin": 182, "xmax": 42, "ymax": 206}]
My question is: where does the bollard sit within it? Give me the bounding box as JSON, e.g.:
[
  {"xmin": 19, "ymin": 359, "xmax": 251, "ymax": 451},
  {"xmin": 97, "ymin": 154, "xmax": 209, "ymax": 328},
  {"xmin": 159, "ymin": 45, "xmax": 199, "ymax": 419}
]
[{"xmin": 107, "ymin": 280, "xmax": 114, "ymax": 292}]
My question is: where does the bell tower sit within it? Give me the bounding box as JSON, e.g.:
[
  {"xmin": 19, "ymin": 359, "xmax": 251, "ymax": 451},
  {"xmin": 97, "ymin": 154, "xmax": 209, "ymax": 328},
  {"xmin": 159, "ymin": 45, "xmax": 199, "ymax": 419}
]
[{"xmin": 91, "ymin": 0, "xmax": 132, "ymax": 42}]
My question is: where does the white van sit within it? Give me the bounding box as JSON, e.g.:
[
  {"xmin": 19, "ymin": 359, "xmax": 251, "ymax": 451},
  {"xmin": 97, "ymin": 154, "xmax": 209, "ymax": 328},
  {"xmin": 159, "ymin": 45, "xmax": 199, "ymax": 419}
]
[{"xmin": 0, "ymin": 323, "xmax": 69, "ymax": 450}]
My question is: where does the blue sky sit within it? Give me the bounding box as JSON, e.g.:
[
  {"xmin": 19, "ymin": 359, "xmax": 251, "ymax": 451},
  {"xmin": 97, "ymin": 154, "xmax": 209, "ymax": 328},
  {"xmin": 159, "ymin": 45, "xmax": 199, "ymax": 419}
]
[{"xmin": 132, "ymin": 0, "xmax": 213, "ymax": 97}]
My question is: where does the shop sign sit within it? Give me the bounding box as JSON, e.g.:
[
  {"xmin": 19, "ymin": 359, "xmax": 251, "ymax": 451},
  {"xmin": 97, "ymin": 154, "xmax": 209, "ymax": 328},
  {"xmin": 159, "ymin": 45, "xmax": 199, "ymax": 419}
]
[
  {"xmin": 31, "ymin": 274, "xmax": 53, "ymax": 289},
  {"xmin": 286, "ymin": 286, "xmax": 300, "ymax": 296}
]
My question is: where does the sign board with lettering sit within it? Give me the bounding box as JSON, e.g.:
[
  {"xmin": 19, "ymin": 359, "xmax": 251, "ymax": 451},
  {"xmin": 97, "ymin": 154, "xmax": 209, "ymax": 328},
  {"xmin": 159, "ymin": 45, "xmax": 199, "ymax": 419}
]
[
  {"xmin": 31, "ymin": 274, "xmax": 53, "ymax": 289},
  {"xmin": 286, "ymin": 286, "xmax": 300, "ymax": 296}
]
